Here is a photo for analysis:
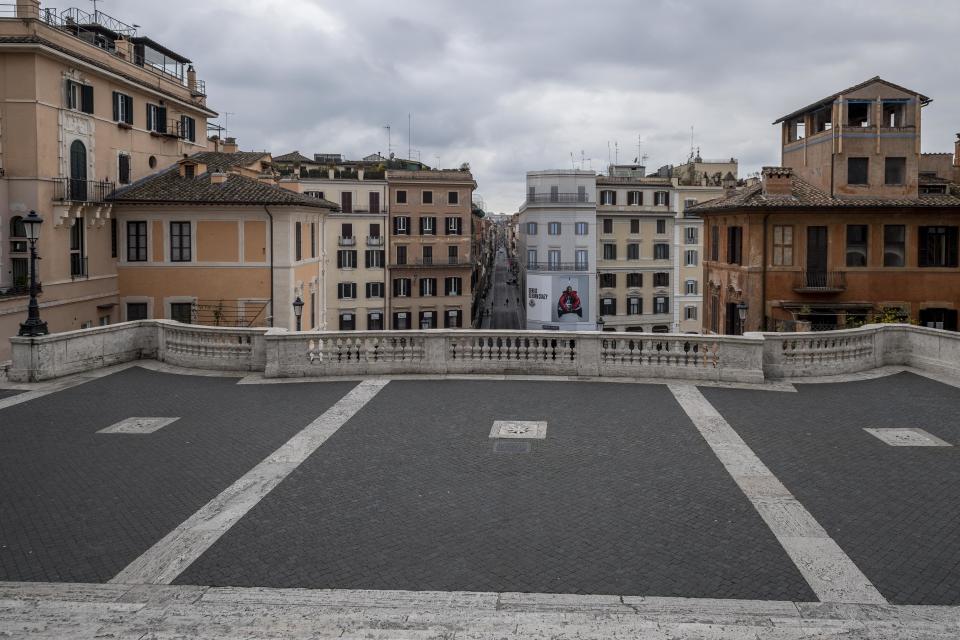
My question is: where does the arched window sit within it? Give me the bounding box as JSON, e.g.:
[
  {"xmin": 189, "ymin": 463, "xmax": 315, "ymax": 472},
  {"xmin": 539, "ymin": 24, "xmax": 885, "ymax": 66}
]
[
  {"xmin": 70, "ymin": 139, "xmax": 87, "ymax": 201},
  {"xmin": 9, "ymin": 215, "xmax": 25, "ymax": 238}
]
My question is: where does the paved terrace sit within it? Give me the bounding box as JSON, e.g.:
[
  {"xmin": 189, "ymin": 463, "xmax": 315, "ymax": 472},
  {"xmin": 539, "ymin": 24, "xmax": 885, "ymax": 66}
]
[{"xmin": 2, "ymin": 324, "xmax": 960, "ymax": 637}]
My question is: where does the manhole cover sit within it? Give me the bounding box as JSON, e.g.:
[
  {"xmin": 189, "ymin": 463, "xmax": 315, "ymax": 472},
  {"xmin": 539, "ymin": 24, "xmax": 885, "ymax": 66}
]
[{"xmin": 493, "ymin": 440, "xmax": 531, "ymax": 454}]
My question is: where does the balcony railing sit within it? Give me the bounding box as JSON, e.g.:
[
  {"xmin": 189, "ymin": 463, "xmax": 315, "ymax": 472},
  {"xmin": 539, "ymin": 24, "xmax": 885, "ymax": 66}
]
[
  {"xmin": 390, "ymin": 257, "xmax": 470, "ymax": 268},
  {"xmin": 526, "ymin": 261, "xmax": 590, "ymax": 272},
  {"xmin": 338, "ymin": 236, "xmax": 357, "ymax": 246},
  {"xmin": 53, "ymin": 178, "xmax": 115, "ymax": 203},
  {"xmin": 366, "ymin": 236, "xmax": 384, "ymax": 246},
  {"xmin": 526, "ymin": 193, "xmax": 592, "ymax": 204},
  {"xmin": 794, "ymin": 270, "xmax": 847, "ymax": 293}
]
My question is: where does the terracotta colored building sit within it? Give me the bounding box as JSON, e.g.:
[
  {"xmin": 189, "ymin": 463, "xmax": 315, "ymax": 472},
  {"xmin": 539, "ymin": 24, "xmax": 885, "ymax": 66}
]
[{"xmin": 697, "ymin": 78, "xmax": 960, "ymax": 334}]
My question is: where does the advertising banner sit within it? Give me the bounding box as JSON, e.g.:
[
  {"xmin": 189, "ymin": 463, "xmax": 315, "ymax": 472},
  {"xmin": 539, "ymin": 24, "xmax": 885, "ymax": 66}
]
[{"xmin": 527, "ymin": 274, "xmax": 591, "ymax": 326}]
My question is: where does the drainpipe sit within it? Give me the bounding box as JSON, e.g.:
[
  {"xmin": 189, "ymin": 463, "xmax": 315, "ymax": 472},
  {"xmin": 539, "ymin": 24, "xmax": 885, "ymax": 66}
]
[{"xmin": 263, "ymin": 206, "xmax": 275, "ymax": 327}]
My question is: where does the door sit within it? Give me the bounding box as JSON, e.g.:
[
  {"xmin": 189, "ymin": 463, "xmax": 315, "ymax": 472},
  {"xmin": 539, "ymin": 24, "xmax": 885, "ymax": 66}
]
[
  {"xmin": 725, "ymin": 302, "xmax": 740, "ymax": 335},
  {"xmin": 70, "ymin": 140, "xmax": 87, "ymax": 201},
  {"xmin": 806, "ymin": 226, "xmax": 828, "ymax": 288}
]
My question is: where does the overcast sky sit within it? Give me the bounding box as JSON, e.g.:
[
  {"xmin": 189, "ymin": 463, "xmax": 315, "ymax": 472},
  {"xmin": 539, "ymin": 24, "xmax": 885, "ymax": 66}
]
[{"xmin": 120, "ymin": 0, "xmax": 959, "ymax": 213}]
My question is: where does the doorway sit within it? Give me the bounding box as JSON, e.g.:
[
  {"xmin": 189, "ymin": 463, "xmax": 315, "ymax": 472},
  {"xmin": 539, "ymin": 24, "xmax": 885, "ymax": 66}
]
[{"xmin": 806, "ymin": 226, "xmax": 828, "ymax": 287}]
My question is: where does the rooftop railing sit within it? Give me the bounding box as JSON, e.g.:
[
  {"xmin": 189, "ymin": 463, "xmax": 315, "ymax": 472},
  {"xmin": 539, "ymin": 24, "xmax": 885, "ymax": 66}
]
[
  {"xmin": 526, "ymin": 193, "xmax": 592, "ymax": 204},
  {"xmin": 525, "ymin": 262, "xmax": 590, "ymax": 272}
]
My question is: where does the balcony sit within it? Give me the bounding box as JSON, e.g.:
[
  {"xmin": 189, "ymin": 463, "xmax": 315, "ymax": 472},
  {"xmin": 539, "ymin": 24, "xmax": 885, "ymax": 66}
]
[
  {"xmin": 526, "ymin": 193, "xmax": 592, "ymax": 204},
  {"xmin": 793, "ymin": 271, "xmax": 847, "ymax": 293},
  {"xmin": 338, "ymin": 236, "xmax": 357, "ymax": 247},
  {"xmin": 526, "ymin": 262, "xmax": 589, "ymax": 272},
  {"xmin": 53, "ymin": 178, "xmax": 115, "ymax": 203},
  {"xmin": 366, "ymin": 236, "xmax": 384, "ymax": 247},
  {"xmin": 391, "ymin": 257, "xmax": 470, "ymax": 268}
]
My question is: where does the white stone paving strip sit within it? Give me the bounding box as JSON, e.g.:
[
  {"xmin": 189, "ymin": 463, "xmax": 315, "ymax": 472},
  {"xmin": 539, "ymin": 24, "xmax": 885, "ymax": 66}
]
[
  {"xmin": 865, "ymin": 427, "xmax": 952, "ymax": 447},
  {"xmin": 98, "ymin": 417, "xmax": 180, "ymax": 434},
  {"xmin": 109, "ymin": 379, "xmax": 390, "ymax": 586},
  {"xmin": 667, "ymin": 383, "xmax": 887, "ymax": 605}
]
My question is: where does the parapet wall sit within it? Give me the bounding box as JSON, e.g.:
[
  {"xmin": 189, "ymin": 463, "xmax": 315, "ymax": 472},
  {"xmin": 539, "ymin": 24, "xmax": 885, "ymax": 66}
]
[{"xmin": 7, "ymin": 322, "xmax": 960, "ymax": 383}]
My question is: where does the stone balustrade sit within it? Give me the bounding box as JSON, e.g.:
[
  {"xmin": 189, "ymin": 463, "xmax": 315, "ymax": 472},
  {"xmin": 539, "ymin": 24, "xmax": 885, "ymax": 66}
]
[{"xmin": 7, "ymin": 322, "xmax": 960, "ymax": 383}]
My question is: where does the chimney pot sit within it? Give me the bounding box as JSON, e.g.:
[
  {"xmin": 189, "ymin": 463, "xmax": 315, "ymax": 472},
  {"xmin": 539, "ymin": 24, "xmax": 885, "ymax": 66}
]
[
  {"xmin": 761, "ymin": 166, "xmax": 794, "ymax": 196},
  {"xmin": 222, "ymin": 137, "xmax": 238, "ymax": 153},
  {"xmin": 210, "ymin": 172, "xmax": 228, "ymax": 185}
]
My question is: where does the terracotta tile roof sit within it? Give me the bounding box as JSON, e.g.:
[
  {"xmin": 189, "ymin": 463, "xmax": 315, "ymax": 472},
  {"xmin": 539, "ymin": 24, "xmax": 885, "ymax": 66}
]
[
  {"xmin": 188, "ymin": 151, "xmax": 272, "ymax": 172},
  {"xmin": 273, "ymin": 151, "xmax": 314, "ymax": 163},
  {"xmin": 690, "ymin": 174, "xmax": 960, "ymax": 213},
  {"xmin": 108, "ymin": 156, "xmax": 339, "ymax": 209},
  {"xmin": 773, "ymin": 76, "xmax": 932, "ymax": 124}
]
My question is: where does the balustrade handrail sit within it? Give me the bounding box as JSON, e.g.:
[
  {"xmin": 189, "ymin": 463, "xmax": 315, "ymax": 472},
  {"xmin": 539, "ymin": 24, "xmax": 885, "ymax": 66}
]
[
  {"xmin": 794, "ymin": 270, "xmax": 847, "ymax": 290},
  {"xmin": 526, "ymin": 193, "xmax": 592, "ymax": 204}
]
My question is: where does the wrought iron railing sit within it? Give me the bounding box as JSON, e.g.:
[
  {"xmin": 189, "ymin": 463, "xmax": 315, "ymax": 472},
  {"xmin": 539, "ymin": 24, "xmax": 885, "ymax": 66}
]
[
  {"xmin": 526, "ymin": 193, "xmax": 592, "ymax": 204},
  {"xmin": 53, "ymin": 178, "xmax": 115, "ymax": 203},
  {"xmin": 794, "ymin": 271, "xmax": 847, "ymax": 292},
  {"xmin": 526, "ymin": 261, "xmax": 590, "ymax": 272}
]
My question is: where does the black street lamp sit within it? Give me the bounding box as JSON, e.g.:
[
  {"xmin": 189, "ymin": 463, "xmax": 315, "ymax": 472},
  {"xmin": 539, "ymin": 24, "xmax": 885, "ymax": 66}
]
[
  {"xmin": 18, "ymin": 210, "xmax": 48, "ymax": 337},
  {"xmin": 292, "ymin": 296, "xmax": 304, "ymax": 331},
  {"xmin": 737, "ymin": 301, "xmax": 748, "ymax": 335}
]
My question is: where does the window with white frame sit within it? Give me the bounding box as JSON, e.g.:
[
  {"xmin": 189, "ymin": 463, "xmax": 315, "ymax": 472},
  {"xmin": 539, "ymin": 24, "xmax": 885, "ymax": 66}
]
[
  {"xmin": 685, "ymin": 227, "xmax": 698, "ymax": 244},
  {"xmin": 684, "ymin": 305, "xmax": 698, "ymax": 320},
  {"xmin": 654, "ymin": 296, "xmax": 669, "ymax": 314},
  {"xmin": 445, "ymin": 216, "xmax": 462, "ymax": 235},
  {"xmin": 366, "ymin": 282, "xmax": 384, "ymax": 298},
  {"xmin": 393, "ymin": 278, "xmax": 411, "ymax": 297},
  {"xmin": 685, "ymin": 249, "xmax": 698, "ymax": 266},
  {"xmin": 654, "ymin": 191, "xmax": 669, "ymax": 207},
  {"xmin": 628, "ymin": 191, "xmax": 643, "ymax": 205},
  {"xmin": 628, "ymin": 297, "xmax": 642, "ymax": 315},
  {"xmin": 337, "ymin": 282, "xmax": 357, "ymax": 299},
  {"xmin": 444, "ymin": 276, "xmax": 462, "ymax": 296},
  {"xmin": 685, "ymin": 279, "xmax": 698, "ymax": 295}
]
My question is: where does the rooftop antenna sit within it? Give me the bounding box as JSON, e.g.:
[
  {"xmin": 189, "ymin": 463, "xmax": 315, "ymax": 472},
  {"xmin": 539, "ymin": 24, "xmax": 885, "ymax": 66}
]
[
  {"xmin": 636, "ymin": 134, "xmax": 642, "ymax": 165},
  {"xmin": 435, "ymin": 154, "xmax": 440, "ymax": 169},
  {"xmin": 570, "ymin": 152, "xmax": 576, "ymax": 169},
  {"xmin": 383, "ymin": 125, "xmax": 391, "ymax": 157},
  {"xmin": 689, "ymin": 125, "xmax": 695, "ymax": 161},
  {"xmin": 223, "ymin": 112, "xmax": 235, "ymax": 139},
  {"xmin": 607, "ymin": 141, "xmax": 611, "ymax": 166},
  {"xmin": 615, "ymin": 141, "xmax": 619, "ymax": 164},
  {"xmin": 90, "ymin": 0, "xmax": 101, "ymax": 16},
  {"xmin": 407, "ymin": 113, "xmax": 412, "ymax": 161}
]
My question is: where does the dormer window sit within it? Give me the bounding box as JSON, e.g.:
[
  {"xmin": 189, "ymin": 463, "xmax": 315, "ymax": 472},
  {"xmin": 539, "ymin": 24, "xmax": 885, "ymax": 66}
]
[{"xmin": 184, "ymin": 164, "xmax": 195, "ymax": 179}]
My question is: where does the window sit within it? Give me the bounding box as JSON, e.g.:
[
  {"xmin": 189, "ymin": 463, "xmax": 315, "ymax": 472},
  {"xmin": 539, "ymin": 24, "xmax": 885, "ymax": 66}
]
[
  {"xmin": 444, "ymin": 309, "xmax": 463, "ymax": 328},
  {"xmin": 447, "ymin": 245, "xmax": 459, "ymax": 265},
  {"xmin": 685, "ymin": 227, "xmax": 698, "ymax": 244},
  {"xmin": 112, "ymin": 91, "xmax": 133, "ymax": 124},
  {"xmin": 628, "ymin": 191, "xmax": 642, "ymax": 206},
  {"xmin": 337, "ymin": 282, "xmax": 357, "ymax": 299},
  {"xmin": 600, "ymin": 297, "xmax": 616, "ymax": 315},
  {"xmin": 685, "ymin": 279, "xmax": 697, "ymax": 295},
  {"xmin": 369, "ymin": 192, "xmax": 380, "ymax": 213},
  {"xmin": 526, "ymin": 221, "xmax": 538, "ymax": 235},
  {"xmin": 627, "ymin": 243, "xmax": 640, "ymax": 260},
  {"xmin": 602, "ymin": 218, "xmax": 613, "ymax": 234},
  {"xmin": 420, "ymin": 310, "xmax": 437, "ymax": 329},
  {"xmin": 885, "ymin": 157, "xmax": 906, "ymax": 185},
  {"xmin": 393, "ymin": 278, "xmax": 411, "ymax": 297},
  {"xmin": 170, "ymin": 221, "xmax": 191, "ymax": 262},
  {"xmin": 726, "ymin": 226, "xmax": 742, "ymax": 264},
  {"xmin": 66, "ymin": 80, "xmax": 94, "ymax": 114},
  {"xmin": 339, "ymin": 313, "xmax": 355, "ymax": 331},
  {"xmin": 548, "ymin": 249, "xmax": 561, "ymax": 269},
  {"xmin": 527, "ymin": 249, "xmax": 537, "ymax": 265},
  {"xmin": 369, "ymin": 223, "xmax": 381, "ymax": 239},
  {"xmin": 918, "ymin": 226, "xmax": 959, "ymax": 268},
  {"xmin": 365, "ymin": 249, "xmax": 384, "ymax": 268},
  {"xmin": 395, "ymin": 245, "xmax": 407, "ymax": 265},
  {"xmin": 710, "ymin": 225, "xmax": 720, "ymax": 261},
  {"xmin": 336, "ymin": 249, "xmax": 357, "ymax": 268},
  {"xmin": 396, "ymin": 190, "xmax": 407, "ymax": 204},
  {"xmin": 684, "ymin": 198, "xmax": 698, "ymax": 209},
  {"xmin": 684, "ymin": 306, "xmax": 698, "ymax": 320},
  {"xmin": 528, "ymin": 186, "xmax": 535, "ymax": 201},
  {"xmin": 654, "ymin": 191, "xmax": 669, "ymax": 207},
  {"xmin": 550, "ymin": 186, "xmax": 559, "ymax": 202},
  {"xmin": 603, "ymin": 243, "xmax": 616, "ymax": 260},
  {"xmin": 69, "ymin": 214, "xmax": 85, "ymax": 277},
  {"xmin": 183, "ymin": 163, "xmax": 196, "ymax": 179},
  {"xmin": 445, "ymin": 276, "xmax": 462, "ymax": 296},
  {"xmin": 548, "ymin": 222, "xmax": 561, "ymax": 235},
  {"xmin": 422, "ymin": 245, "xmax": 433, "ymax": 265},
  {"xmin": 445, "ymin": 216, "xmax": 462, "ymax": 235},
  {"xmin": 393, "ymin": 312, "xmax": 411, "ymax": 330},
  {"xmin": 575, "ymin": 222, "xmax": 589, "ymax": 235},
  {"xmin": 126, "ymin": 221, "xmax": 147, "ymax": 262},
  {"xmin": 366, "ymin": 282, "xmax": 385, "ymax": 298},
  {"xmin": 656, "ymin": 219, "xmax": 666, "ymax": 234},
  {"xmin": 653, "ymin": 243, "xmax": 670, "ymax": 260},
  {"xmin": 111, "ymin": 218, "xmax": 118, "ymax": 258},
  {"xmin": 772, "ymin": 225, "xmax": 793, "ymax": 266},
  {"xmin": 306, "ymin": 191, "xmax": 324, "ymax": 199},
  {"xmin": 126, "ymin": 302, "xmax": 148, "ymax": 321},
  {"xmin": 882, "ymin": 101, "xmax": 906, "ymax": 127},
  {"xmin": 118, "ymin": 153, "xmax": 131, "ymax": 184},
  {"xmin": 295, "ymin": 222, "xmax": 302, "ymax": 261},
  {"xmin": 653, "ymin": 272, "xmax": 669, "ymax": 288},
  {"xmin": 341, "ymin": 222, "xmax": 354, "ymax": 240},
  {"xmin": 628, "ymin": 297, "xmax": 642, "ymax": 315},
  {"xmin": 180, "ymin": 115, "xmax": 196, "ymax": 142},
  {"xmin": 600, "ymin": 273, "xmax": 616, "ymax": 288},
  {"xmin": 311, "ymin": 222, "xmax": 317, "ymax": 258},
  {"xmin": 170, "ymin": 302, "xmax": 193, "ymax": 324},
  {"xmin": 630, "ymin": 218, "xmax": 640, "ymax": 234},
  {"xmin": 847, "ymin": 101, "xmax": 870, "ymax": 127},
  {"xmin": 883, "ymin": 225, "xmax": 906, "ymax": 267},
  {"xmin": 367, "ymin": 312, "xmax": 384, "ymax": 330},
  {"xmin": 654, "ymin": 296, "xmax": 669, "ymax": 315},
  {"xmin": 848, "ymin": 157, "xmax": 869, "ymax": 185},
  {"xmin": 685, "ymin": 249, "xmax": 698, "ymax": 266},
  {"xmin": 626, "ymin": 273, "xmax": 642, "ymax": 288},
  {"xmin": 420, "ymin": 216, "xmax": 436, "ymax": 235},
  {"xmin": 422, "ymin": 190, "xmax": 433, "ymax": 204},
  {"xmin": 577, "ymin": 185, "xmax": 587, "ymax": 202},
  {"xmin": 846, "ymin": 225, "xmax": 869, "ymax": 267},
  {"xmin": 448, "ymin": 191, "xmax": 459, "ymax": 205},
  {"xmin": 600, "ymin": 190, "xmax": 616, "ymax": 205},
  {"xmin": 341, "ymin": 192, "xmax": 353, "ymax": 213},
  {"xmin": 146, "ymin": 103, "xmax": 166, "ymax": 133},
  {"xmin": 393, "ymin": 216, "xmax": 410, "ymax": 235},
  {"xmin": 575, "ymin": 249, "xmax": 588, "ymax": 270}
]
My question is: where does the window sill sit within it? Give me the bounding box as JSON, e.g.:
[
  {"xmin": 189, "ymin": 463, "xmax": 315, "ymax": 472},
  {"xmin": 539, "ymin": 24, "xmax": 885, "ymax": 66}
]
[{"xmin": 117, "ymin": 122, "xmax": 133, "ymax": 130}]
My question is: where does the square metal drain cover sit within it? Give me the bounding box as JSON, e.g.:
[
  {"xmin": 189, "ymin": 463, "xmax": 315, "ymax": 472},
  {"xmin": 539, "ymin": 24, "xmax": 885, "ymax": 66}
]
[
  {"xmin": 489, "ymin": 420, "xmax": 547, "ymax": 439},
  {"xmin": 493, "ymin": 440, "xmax": 531, "ymax": 454},
  {"xmin": 864, "ymin": 428, "xmax": 951, "ymax": 447}
]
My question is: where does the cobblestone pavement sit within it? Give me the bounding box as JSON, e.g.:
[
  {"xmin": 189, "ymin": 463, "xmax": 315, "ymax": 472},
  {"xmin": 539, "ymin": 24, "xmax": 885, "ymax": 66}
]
[
  {"xmin": 177, "ymin": 380, "xmax": 814, "ymax": 601},
  {"xmin": 0, "ymin": 366, "xmax": 355, "ymax": 583},
  {"xmin": 702, "ymin": 372, "xmax": 960, "ymax": 605}
]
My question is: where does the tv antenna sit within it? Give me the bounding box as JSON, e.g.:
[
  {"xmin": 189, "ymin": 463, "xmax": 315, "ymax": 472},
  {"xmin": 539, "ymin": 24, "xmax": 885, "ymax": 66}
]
[
  {"xmin": 223, "ymin": 112, "xmax": 235, "ymax": 139},
  {"xmin": 90, "ymin": 0, "xmax": 101, "ymax": 15},
  {"xmin": 383, "ymin": 125, "xmax": 391, "ymax": 157},
  {"xmin": 689, "ymin": 125, "xmax": 695, "ymax": 161}
]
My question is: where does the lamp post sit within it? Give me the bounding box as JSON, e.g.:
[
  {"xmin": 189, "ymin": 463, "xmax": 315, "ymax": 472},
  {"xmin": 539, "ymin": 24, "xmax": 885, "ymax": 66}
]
[
  {"xmin": 737, "ymin": 301, "xmax": 748, "ymax": 335},
  {"xmin": 292, "ymin": 296, "xmax": 304, "ymax": 331},
  {"xmin": 18, "ymin": 210, "xmax": 48, "ymax": 337}
]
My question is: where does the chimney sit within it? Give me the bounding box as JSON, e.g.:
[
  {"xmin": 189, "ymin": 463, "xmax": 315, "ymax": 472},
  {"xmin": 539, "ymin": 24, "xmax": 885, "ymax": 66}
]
[
  {"xmin": 16, "ymin": 0, "xmax": 40, "ymax": 19},
  {"xmin": 207, "ymin": 135, "xmax": 221, "ymax": 152},
  {"xmin": 222, "ymin": 137, "xmax": 238, "ymax": 153},
  {"xmin": 955, "ymin": 133, "xmax": 960, "ymax": 168},
  {"xmin": 113, "ymin": 37, "xmax": 133, "ymax": 61},
  {"xmin": 761, "ymin": 166, "xmax": 794, "ymax": 196},
  {"xmin": 187, "ymin": 65, "xmax": 197, "ymax": 93},
  {"xmin": 210, "ymin": 172, "xmax": 228, "ymax": 185}
]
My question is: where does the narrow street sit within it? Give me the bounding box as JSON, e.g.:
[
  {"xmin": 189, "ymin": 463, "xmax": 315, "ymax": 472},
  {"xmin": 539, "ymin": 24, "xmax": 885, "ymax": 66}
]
[{"xmin": 479, "ymin": 245, "xmax": 522, "ymax": 329}]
